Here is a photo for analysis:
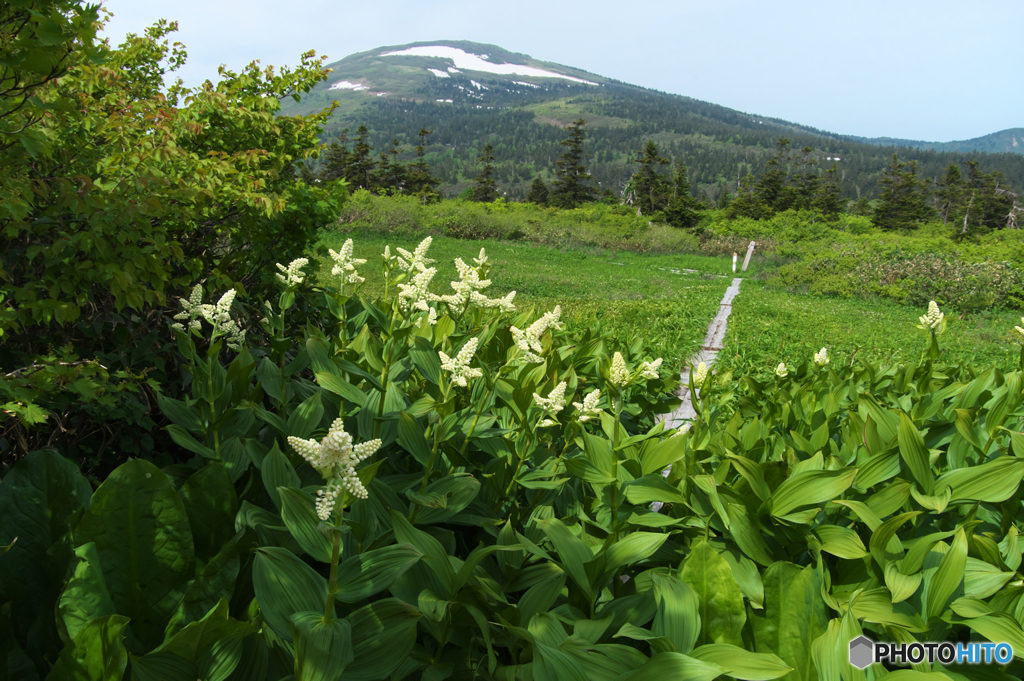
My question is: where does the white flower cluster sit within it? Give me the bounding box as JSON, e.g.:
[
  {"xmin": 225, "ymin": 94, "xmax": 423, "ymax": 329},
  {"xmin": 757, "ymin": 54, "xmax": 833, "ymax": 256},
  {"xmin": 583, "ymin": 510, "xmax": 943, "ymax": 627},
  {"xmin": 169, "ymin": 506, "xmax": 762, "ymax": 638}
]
[
  {"xmin": 287, "ymin": 418, "xmax": 381, "ymax": 500},
  {"xmin": 572, "ymin": 389, "xmax": 602, "ymax": 423},
  {"xmin": 397, "ymin": 267, "xmax": 437, "ymax": 312},
  {"xmin": 329, "ymin": 239, "xmax": 366, "ymax": 286},
  {"xmin": 439, "ymin": 337, "xmax": 483, "ymax": 387},
  {"xmin": 639, "ymin": 358, "xmax": 663, "ymax": 379},
  {"xmin": 775, "ymin": 362, "xmax": 788, "ymax": 377},
  {"xmin": 671, "ymin": 422, "xmax": 692, "ymax": 437},
  {"xmin": 437, "ymin": 252, "xmax": 516, "ymax": 315},
  {"xmin": 173, "ymin": 286, "xmax": 245, "ymax": 350},
  {"xmin": 1016, "ymin": 317, "xmax": 1024, "ymax": 338},
  {"xmin": 511, "ymin": 306, "xmax": 563, "ymax": 363},
  {"xmin": 396, "ymin": 237, "xmax": 435, "ymax": 273},
  {"xmin": 692, "ymin": 361, "xmax": 708, "ymax": 385},
  {"xmin": 534, "ymin": 381, "xmax": 567, "ymax": 427},
  {"xmin": 920, "ymin": 301, "xmax": 944, "ymax": 329},
  {"xmin": 610, "ymin": 352, "xmax": 630, "ymax": 386},
  {"xmin": 275, "ymin": 258, "xmax": 308, "ymax": 287},
  {"xmin": 315, "ymin": 484, "xmax": 340, "ymax": 521},
  {"xmin": 814, "ymin": 347, "xmax": 829, "ymax": 366},
  {"xmin": 473, "ymin": 248, "xmax": 489, "ymax": 268}
]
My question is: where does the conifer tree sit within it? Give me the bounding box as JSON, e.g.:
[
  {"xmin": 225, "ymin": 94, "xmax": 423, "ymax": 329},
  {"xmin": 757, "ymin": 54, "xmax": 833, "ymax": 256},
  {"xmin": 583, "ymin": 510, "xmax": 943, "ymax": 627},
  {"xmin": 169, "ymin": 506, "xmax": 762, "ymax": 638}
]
[
  {"xmin": 872, "ymin": 154, "xmax": 934, "ymax": 231},
  {"xmin": 814, "ymin": 162, "xmax": 843, "ymax": 219},
  {"xmin": 628, "ymin": 140, "xmax": 670, "ymax": 216},
  {"xmin": 956, "ymin": 161, "xmax": 1016, "ymax": 238},
  {"xmin": 407, "ymin": 128, "xmax": 442, "ymax": 204},
  {"xmin": 527, "ymin": 176, "xmax": 549, "ymax": 205},
  {"xmin": 664, "ymin": 162, "xmax": 702, "ymax": 228},
  {"xmin": 321, "ymin": 128, "xmax": 351, "ymax": 182},
  {"xmin": 549, "ymin": 119, "xmax": 596, "ymax": 209},
  {"xmin": 934, "ymin": 162, "xmax": 963, "ymax": 225},
  {"xmin": 374, "ymin": 137, "xmax": 408, "ymax": 194},
  {"xmin": 791, "ymin": 146, "xmax": 820, "ymax": 210},
  {"xmin": 471, "ymin": 143, "xmax": 498, "ymax": 202},
  {"xmin": 726, "ymin": 173, "xmax": 761, "ymax": 219},
  {"xmin": 345, "ymin": 125, "xmax": 376, "ymax": 191},
  {"xmin": 755, "ymin": 138, "xmax": 793, "ymax": 215}
]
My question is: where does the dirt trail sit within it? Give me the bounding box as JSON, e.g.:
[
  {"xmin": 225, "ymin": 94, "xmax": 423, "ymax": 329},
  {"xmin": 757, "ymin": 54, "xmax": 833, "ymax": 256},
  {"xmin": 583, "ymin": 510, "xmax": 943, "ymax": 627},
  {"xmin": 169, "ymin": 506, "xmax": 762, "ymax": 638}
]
[{"xmin": 661, "ymin": 277, "xmax": 743, "ymax": 429}]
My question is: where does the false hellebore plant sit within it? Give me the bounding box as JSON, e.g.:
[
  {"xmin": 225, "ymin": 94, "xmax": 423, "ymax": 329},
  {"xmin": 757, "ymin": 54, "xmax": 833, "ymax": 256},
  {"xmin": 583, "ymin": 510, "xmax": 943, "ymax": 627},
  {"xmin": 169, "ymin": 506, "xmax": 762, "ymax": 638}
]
[{"xmin": 8, "ymin": 245, "xmax": 1024, "ymax": 680}]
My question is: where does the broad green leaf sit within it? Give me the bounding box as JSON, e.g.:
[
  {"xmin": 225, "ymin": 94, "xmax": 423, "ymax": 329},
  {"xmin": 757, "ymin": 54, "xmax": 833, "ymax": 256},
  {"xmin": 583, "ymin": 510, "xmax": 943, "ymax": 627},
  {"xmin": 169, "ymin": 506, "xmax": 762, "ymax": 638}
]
[
  {"xmin": 74, "ymin": 458, "xmax": 193, "ymax": 650},
  {"xmin": 678, "ymin": 541, "xmax": 745, "ymax": 646},
  {"xmin": 935, "ymin": 456, "xmax": 1024, "ymax": 503},
  {"xmin": 157, "ymin": 393, "xmax": 203, "ymax": 433},
  {"xmin": 287, "ymin": 391, "xmax": 324, "ymax": 439},
  {"xmin": 898, "ymin": 412, "xmax": 934, "ymax": 495},
  {"xmin": 291, "ymin": 612, "xmax": 353, "ymax": 681},
  {"xmin": 262, "ymin": 443, "xmax": 300, "ymax": 510},
  {"xmin": 47, "ymin": 614, "xmax": 129, "ymax": 681},
  {"xmin": 963, "ymin": 615, "xmax": 1024, "ymax": 660},
  {"xmin": 278, "ymin": 487, "xmax": 333, "ymax": 563},
  {"xmin": 909, "ymin": 484, "xmax": 951, "ymax": 513},
  {"xmin": 413, "ymin": 473, "xmax": 481, "ymax": 524},
  {"xmin": 0, "ymin": 449, "xmax": 92, "ymax": 629},
  {"xmin": 751, "ymin": 562, "xmax": 828, "ymax": 681},
  {"xmin": 618, "ymin": 651, "xmax": 727, "ymax": 681},
  {"xmin": 771, "ymin": 468, "xmax": 858, "ymax": 518},
  {"xmin": 334, "ymin": 543, "xmax": 422, "ymax": 602},
  {"xmin": 58, "ymin": 542, "xmax": 116, "ymax": 642},
  {"xmin": 390, "ymin": 510, "xmax": 456, "ymax": 597},
  {"xmin": 624, "ymin": 474, "xmax": 683, "ymax": 505},
  {"xmin": 815, "ymin": 525, "xmax": 869, "ymax": 560},
  {"xmin": 179, "ymin": 463, "xmax": 237, "ymax": 563},
  {"xmin": 151, "ymin": 600, "xmax": 250, "ymax": 680},
  {"xmin": 315, "ymin": 371, "xmax": 367, "ymax": 407},
  {"xmin": 397, "ymin": 412, "xmax": 432, "ymax": 467},
  {"xmin": 725, "ymin": 454, "xmax": 771, "ymax": 501},
  {"xmin": 418, "ymin": 588, "xmax": 450, "ymax": 622},
  {"xmin": 518, "ymin": 572, "xmax": 567, "ymax": 625},
  {"xmin": 565, "ymin": 456, "xmax": 617, "ymax": 484},
  {"xmin": 641, "ymin": 436, "xmax": 687, "ymax": 476},
  {"xmin": 652, "ymin": 572, "xmax": 700, "ymax": 654},
  {"xmin": 529, "ymin": 612, "xmax": 568, "ymax": 648},
  {"xmin": 726, "ymin": 503, "xmax": 775, "ymax": 567},
  {"xmin": 885, "ymin": 562, "xmax": 923, "ymax": 604},
  {"xmin": 252, "ymin": 547, "xmax": 327, "ymax": 642},
  {"xmin": 537, "ymin": 518, "xmax": 594, "ymax": 598},
  {"xmin": 129, "ymin": 652, "xmax": 197, "ymax": 681},
  {"xmin": 869, "ymin": 512, "xmax": 921, "ymax": 570},
  {"xmin": 854, "ymin": 449, "xmax": 900, "ymax": 489},
  {"xmin": 602, "ymin": 532, "xmax": 669, "ymax": 571},
  {"xmin": 409, "ymin": 336, "xmax": 441, "ymax": 385},
  {"xmin": 343, "ymin": 598, "xmax": 421, "ymax": 681},
  {"xmin": 179, "ymin": 532, "xmax": 245, "ymax": 624},
  {"xmin": 689, "ymin": 644, "xmax": 793, "ymax": 680},
  {"xmin": 950, "ymin": 597, "xmax": 993, "ymax": 618}
]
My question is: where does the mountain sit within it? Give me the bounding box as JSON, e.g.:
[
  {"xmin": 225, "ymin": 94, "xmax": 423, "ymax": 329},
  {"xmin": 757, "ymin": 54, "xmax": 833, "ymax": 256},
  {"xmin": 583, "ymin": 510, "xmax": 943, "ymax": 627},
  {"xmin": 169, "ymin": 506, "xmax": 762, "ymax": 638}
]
[
  {"xmin": 281, "ymin": 41, "xmax": 1024, "ymax": 202},
  {"xmin": 848, "ymin": 128, "xmax": 1024, "ymax": 156}
]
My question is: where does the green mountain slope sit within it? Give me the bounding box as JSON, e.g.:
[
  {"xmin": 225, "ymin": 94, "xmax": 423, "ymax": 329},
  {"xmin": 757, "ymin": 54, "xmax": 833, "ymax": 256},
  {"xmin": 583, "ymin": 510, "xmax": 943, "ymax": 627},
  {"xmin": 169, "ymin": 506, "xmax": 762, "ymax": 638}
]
[
  {"xmin": 849, "ymin": 128, "xmax": 1024, "ymax": 156},
  {"xmin": 281, "ymin": 41, "xmax": 1024, "ymax": 202}
]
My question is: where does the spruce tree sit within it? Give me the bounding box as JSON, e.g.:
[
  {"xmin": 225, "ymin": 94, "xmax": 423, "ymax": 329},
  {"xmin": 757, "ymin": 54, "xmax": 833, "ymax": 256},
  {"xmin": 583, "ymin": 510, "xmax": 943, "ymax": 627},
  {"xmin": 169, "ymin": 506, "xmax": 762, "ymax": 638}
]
[
  {"xmin": 407, "ymin": 128, "xmax": 442, "ymax": 204},
  {"xmin": 628, "ymin": 140, "xmax": 670, "ymax": 216},
  {"xmin": 872, "ymin": 154, "xmax": 934, "ymax": 231},
  {"xmin": 527, "ymin": 176, "xmax": 549, "ymax": 205},
  {"xmin": 373, "ymin": 137, "xmax": 408, "ymax": 195},
  {"xmin": 791, "ymin": 146, "xmax": 820, "ymax": 210},
  {"xmin": 956, "ymin": 161, "xmax": 1016, "ymax": 238},
  {"xmin": 345, "ymin": 125, "xmax": 376, "ymax": 191},
  {"xmin": 321, "ymin": 128, "xmax": 351, "ymax": 182},
  {"xmin": 754, "ymin": 138, "xmax": 793, "ymax": 215},
  {"xmin": 549, "ymin": 119, "xmax": 596, "ymax": 209},
  {"xmin": 471, "ymin": 143, "xmax": 498, "ymax": 202},
  {"xmin": 814, "ymin": 162, "xmax": 843, "ymax": 219},
  {"xmin": 664, "ymin": 163, "xmax": 702, "ymax": 228},
  {"xmin": 934, "ymin": 162, "xmax": 963, "ymax": 225}
]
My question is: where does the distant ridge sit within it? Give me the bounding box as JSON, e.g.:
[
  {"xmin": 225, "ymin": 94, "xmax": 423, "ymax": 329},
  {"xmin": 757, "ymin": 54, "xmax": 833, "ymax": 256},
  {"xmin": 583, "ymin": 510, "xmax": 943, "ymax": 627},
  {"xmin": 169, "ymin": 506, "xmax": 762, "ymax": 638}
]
[{"xmin": 849, "ymin": 128, "xmax": 1024, "ymax": 156}]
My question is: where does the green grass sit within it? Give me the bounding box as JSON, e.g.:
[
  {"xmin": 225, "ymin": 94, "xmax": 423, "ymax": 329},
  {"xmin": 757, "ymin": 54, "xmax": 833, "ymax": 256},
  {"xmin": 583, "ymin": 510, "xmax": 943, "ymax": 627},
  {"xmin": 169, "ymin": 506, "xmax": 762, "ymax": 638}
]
[
  {"xmin": 715, "ymin": 281, "xmax": 1024, "ymax": 378},
  {"xmin": 313, "ymin": 232, "xmax": 732, "ymax": 370}
]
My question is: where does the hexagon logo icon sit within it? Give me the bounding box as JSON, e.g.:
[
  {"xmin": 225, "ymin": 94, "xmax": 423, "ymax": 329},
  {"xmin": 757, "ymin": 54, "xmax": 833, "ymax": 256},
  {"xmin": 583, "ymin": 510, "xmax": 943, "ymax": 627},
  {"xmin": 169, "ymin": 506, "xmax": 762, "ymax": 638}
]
[{"xmin": 849, "ymin": 636, "xmax": 875, "ymax": 670}]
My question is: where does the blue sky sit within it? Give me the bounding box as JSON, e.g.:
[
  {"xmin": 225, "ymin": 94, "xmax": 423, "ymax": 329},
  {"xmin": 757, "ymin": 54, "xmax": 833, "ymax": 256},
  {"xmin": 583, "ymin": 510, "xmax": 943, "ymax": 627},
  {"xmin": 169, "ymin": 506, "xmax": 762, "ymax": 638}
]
[{"xmin": 101, "ymin": 0, "xmax": 1022, "ymax": 142}]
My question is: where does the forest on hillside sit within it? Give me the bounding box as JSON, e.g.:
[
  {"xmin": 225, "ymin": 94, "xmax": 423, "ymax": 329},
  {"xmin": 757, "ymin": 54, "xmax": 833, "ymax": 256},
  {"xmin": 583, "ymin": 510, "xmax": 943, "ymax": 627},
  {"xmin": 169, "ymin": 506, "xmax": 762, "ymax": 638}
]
[{"xmin": 293, "ymin": 77, "xmax": 1024, "ymax": 204}]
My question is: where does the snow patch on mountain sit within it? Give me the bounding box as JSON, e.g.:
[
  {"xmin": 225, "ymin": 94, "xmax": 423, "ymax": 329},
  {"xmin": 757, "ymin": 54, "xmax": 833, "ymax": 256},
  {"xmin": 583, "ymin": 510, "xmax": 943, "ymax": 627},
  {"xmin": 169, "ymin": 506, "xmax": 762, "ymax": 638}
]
[
  {"xmin": 381, "ymin": 46, "xmax": 597, "ymax": 85},
  {"xmin": 447, "ymin": 67, "xmax": 461, "ymax": 73},
  {"xmin": 428, "ymin": 68, "xmax": 450, "ymax": 78},
  {"xmin": 470, "ymin": 80, "xmax": 488, "ymax": 90},
  {"xmin": 329, "ymin": 80, "xmax": 369, "ymax": 91},
  {"xmin": 513, "ymin": 81, "xmax": 540, "ymax": 88}
]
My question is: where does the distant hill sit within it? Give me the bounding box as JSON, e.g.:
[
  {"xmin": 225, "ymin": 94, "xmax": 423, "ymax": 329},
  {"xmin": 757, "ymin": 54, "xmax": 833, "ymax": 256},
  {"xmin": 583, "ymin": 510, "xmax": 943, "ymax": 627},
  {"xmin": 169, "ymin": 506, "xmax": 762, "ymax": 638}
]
[
  {"xmin": 849, "ymin": 129, "xmax": 1024, "ymax": 156},
  {"xmin": 281, "ymin": 41, "xmax": 1024, "ymax": 201}
]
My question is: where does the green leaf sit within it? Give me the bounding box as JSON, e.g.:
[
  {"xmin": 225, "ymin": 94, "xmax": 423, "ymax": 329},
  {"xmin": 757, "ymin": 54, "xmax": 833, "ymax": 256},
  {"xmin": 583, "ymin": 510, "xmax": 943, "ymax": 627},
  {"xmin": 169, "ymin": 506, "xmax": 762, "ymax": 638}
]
[
  {"xmin": 936, "ymin": 456, "xmax": 1024, "ymax": 503},
  {"xmin": 963, "ymin": 616, "xmax": 1024, "ymax": 659},
  {"xmin": 678, "ymin": 541, "xmax": 745, "ymax": 646},
  {"xmin": 279, "ymin": 487, "xmax": 333, "ymax": 563},
  {"xmin": 726, "ymin": 503, "xmax": 775, "ymax": 567},
  {"xmin": 898, "ymin": 412, "xmax": 934, "ymax": 495},
  {"xmin": 165, "ymin": 424, "xmax": 216, "ymax": 458},
  {"xmin": 178, "ymin": 532, "xmax": 246, "ymax": 624},
  {"xmin": 58, "ymin": 542, "xmax": 116, "ymax": 642},
  {"xmin": 815, "ymin": 525, "xmax": 869, "ymax": 559},
  {"xmin": 291, "ymin": 612, "xmax": 353, "ymax": 681},
  {"xmin": 389, "ymin": 510, "xmax": 456, "ymax": 597},
  {"xmin": 129, "ymin": 652, "xmax": 197, "ymax": 681},
  {"xmin": 641, "ymin": 436, "xmax": 687, "ymax": 476},
  {"xmin": 926, "ymin": 528, "xmax": 967, "ymax": 620},
  {"xmin": 651, "ymin": 572, "xmax": 700, "ymax": 654},
  {"xmin": 537, "ymin": 517, "xmax": 594, "ymax": 598},
  {"xmin": 410, "ymin": 336, "xmax": 441, "ymax": 385},
  {"xmin": 397, "ymin": 412, "xmax": 432, "ymax": 467},
  {"xmin": 47, "ymin": 614, "xmax": 129, "ymax": 681},
  {"xmin": 869, "ymin": 511, "xmax": 921, "ymax": 570},
  {"xmin": 73, "ymin": 459, "xmax": 193, "ymax": 650},
  {"xmin": 770, "ymin": 467, "xmax": 858, "ymax": 518},
  {"xmin": 179, "ymin": 463, "xmax": 237, "ymax": 563},
  {"xmin": 252, "ymin": 547, "xmax": 327, "ymax": 642},
  {"xmin": 624, "ymin": 474, "xmax": 684, "ymax": 505},
  {"xmin": 689, "ymin": 644, "xmax": 793, "ymax": 680},
  {"xmin": 413, "ymin": 473, "xmax": 481, "ymax": 524},
  {"xmin": 750, "ymin": 562, "xmax": 828, "ymax": 681},
  {"xmin": 262, "ymin": 442, "xmax": 300, "ymax": 510},
  {"xmin": 150, "ymin": 600, "xmax": 250, "ymax": 679},
  {"xmin": 618, "ymin": 651, "xmax": 727, "ymax": 681},
  {"xmin": 335, "ymin": 543, "xmax": 422, "ymax": 602},
  {"xmin": 343, "ymin": 598, "xmax": 421, "ymax": 681},
  {"xmin": 602, "ymin": 532, "xmax": 669, "ymax": 571},
  {"xmin": 287, "ymin": 391, "xmax": 324, "ymax": 439},
  {"xmin": 157, "ymin": 393, "xmax": 203, "ymax": 433},
  {"xmin": 315, "ymin": 371, "xmax": 367, "ymax": 407}
]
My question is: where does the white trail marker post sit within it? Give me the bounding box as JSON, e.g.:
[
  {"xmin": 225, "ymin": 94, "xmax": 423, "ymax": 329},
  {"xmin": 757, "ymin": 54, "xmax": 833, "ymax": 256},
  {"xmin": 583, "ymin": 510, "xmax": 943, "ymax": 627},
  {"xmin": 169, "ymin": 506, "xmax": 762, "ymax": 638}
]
[
  {"xmin": 741, "ymin": 241, "xmax": 755, "ymax": 272},
  {"xmin": 732, "ymin": 252, "xmax": 738, "ymax": 272}
]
